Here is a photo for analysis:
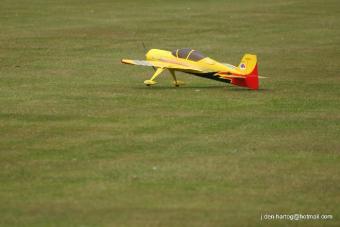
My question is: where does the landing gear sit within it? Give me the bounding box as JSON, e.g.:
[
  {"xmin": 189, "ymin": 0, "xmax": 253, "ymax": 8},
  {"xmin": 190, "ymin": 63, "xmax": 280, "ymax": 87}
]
[
  {"xmin": 143, "ymin": 68, "xmax": 164, "ymax": 86},
  {"xmin": 144, "ymin": 80, "xmax": 157, "ymax": 86},
  {"xmin": 172, "ymin": 80, "xmax": 185, "ymax": 87},
  {"xmin": 169, "ymin": 69, "xmax": 185, "ymax": 87},
  {"xmin": 143, "ymin": 68, "xmax": 185, "ymax": 87}
]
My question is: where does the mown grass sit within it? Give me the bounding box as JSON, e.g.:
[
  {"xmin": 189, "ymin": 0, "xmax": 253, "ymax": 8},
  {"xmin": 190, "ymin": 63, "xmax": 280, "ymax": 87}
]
[{"xmin": 0, "ymin": 0, "xmax": 339, "ymax": 226}]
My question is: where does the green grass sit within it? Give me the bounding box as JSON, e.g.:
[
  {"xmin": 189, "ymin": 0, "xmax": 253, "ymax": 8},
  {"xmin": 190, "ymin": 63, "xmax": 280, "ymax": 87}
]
[{"xmin": 1, "ymin": 0, "xmax": 339, "ymax": 226}]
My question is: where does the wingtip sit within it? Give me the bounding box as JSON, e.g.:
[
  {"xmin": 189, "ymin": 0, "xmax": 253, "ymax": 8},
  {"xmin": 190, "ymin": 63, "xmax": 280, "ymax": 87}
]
[{"xmin": 121, "ymin": 59, "xmax": 129, "ymax": 64}]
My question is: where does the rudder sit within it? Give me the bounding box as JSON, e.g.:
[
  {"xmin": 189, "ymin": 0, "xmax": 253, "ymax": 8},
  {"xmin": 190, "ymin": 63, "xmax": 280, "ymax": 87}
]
[{"xmin": 236, "ymin": 54, "xmax": 259, "ymax": 90}]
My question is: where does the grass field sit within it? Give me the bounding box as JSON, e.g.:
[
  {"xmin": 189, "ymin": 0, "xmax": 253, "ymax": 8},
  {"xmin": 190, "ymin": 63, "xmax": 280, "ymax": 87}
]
[{"xmin": 1, "ymin": 0, "xmax": 340, "ymax": 226}]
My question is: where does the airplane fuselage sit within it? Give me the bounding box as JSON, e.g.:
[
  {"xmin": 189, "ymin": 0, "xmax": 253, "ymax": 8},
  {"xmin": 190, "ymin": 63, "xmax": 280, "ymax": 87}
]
[{"xmin": 145, "ymin": 49, "xmax": 242, "ymax": 76}]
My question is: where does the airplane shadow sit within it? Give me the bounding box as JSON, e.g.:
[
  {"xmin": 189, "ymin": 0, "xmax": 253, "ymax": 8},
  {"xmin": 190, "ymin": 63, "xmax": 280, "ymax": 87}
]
[{"xmin": 133, "ymin": 85, "xmax": 271, "ymax": 92}]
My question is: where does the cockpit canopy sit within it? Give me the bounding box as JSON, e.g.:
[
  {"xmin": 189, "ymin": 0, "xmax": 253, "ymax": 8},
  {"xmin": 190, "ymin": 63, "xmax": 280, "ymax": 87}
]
[{"xmin": 171, "ymin": 48, "xmax": 206, "ymax": 62}]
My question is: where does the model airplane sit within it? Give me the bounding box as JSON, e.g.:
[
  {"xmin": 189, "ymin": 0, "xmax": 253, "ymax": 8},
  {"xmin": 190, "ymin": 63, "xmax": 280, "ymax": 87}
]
[{"xmin": 121, "ymin": 48, "xmax": 263, "ymax": 90}]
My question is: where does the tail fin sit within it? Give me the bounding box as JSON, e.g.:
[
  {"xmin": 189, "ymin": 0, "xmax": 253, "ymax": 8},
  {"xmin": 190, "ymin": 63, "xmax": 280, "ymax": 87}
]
[{"xmin": 231, "ymin": 54, "xmax": 259, "ymax": 90}]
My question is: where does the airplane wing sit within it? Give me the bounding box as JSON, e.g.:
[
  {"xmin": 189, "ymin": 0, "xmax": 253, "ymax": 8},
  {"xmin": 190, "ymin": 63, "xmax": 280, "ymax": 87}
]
[{"xmin": 121, "ymin": 59, "xmax": 204, "ymax": 72}]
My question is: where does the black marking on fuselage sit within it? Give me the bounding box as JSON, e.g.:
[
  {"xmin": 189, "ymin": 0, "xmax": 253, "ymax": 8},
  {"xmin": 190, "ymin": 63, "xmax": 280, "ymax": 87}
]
[
  {"xmin": 174, "ymin": 69, "xmax": 231, "ymax": 84},
  {"xmin": 192, "ymin": 72, "xmax": 231, "ymax": 83},
  {"xmin": 188, "ymin": 72, "xmax": 231, "ymax": 84}
]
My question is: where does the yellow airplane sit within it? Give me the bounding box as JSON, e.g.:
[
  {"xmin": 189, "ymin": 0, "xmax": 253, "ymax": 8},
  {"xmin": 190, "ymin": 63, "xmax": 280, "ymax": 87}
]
[{"xmin": 122, "ymin": 48, "xmax": 261, "ymax": 90}]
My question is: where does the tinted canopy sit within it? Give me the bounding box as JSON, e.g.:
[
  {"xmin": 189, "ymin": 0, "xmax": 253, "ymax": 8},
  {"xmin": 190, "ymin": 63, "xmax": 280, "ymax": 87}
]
[{"xmin": 171, "ymin": 48, "xmax": 206, "ymax": 62}]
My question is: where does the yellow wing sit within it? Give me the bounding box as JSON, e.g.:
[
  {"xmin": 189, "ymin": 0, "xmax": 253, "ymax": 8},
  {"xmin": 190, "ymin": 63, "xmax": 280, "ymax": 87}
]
[{"xmin": 121, "ymin": 59, "xmax": 204, "ymax": 72}]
